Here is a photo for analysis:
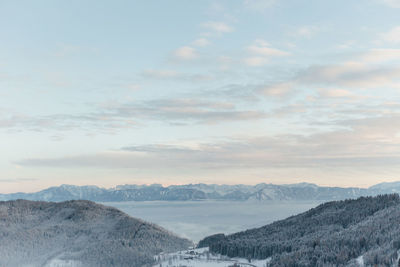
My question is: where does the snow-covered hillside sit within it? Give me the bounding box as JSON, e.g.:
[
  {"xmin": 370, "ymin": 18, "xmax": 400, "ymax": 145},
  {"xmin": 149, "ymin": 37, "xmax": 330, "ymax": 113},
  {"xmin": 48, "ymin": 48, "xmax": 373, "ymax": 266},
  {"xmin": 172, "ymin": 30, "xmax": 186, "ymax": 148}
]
[
  {"xmin": 0, "ymin": 199, "xmax": 192, "ymax": 267},
  {"xmin": 154, "ymin": 247, "xmax": 270, "ymax": 267}
]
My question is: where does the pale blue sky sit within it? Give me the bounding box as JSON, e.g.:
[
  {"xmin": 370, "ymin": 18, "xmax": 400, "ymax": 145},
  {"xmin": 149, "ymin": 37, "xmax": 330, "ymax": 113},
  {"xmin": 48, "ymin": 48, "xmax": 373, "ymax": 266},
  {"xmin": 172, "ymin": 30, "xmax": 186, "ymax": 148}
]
[{"xmin": 1, "ymin": 0, "xmax": 400, "ymax": 192}]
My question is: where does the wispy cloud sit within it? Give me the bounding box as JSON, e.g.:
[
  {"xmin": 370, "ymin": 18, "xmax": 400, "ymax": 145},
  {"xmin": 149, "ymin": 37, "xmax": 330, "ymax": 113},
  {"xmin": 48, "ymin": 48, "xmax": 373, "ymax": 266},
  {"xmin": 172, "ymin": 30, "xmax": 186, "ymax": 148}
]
[
  {"xmin": 0, "ymin": 178, "xmax": 37, "ymax": 183},
  {"xmin": 192, "ymin": 38, "xmax": 211, "ymax": 47},
  {"xmin": 247, "ymin": 39, "xmax": 289, "ymax": 56},
  {"xmin": 274, "ymin": 49, "xmax": 400, "ymax": 93},
  {"xmin": 381, "ymin": 26, "xmax": 400, "ymax": 44},
  {"xmin": 361, "ymin": 48, "xmax": 400, "ymax": 63},
  {"xmin": 103, "ymin": 98, "xmax": 267, "ymax": 125},
  {"xmin": 142, "ymin": 69, "xmax": 214, "ymax": 82},
  {"xmin": 243, "ymin": 0, "xmax": 277, "ymax": 11},
  {"xmin": 202, "ymin": 21, "xmax": 234, "ymax": 33},
  {"xmin": 3, "ymin": 48, "xmax": 397, "ymax": 134},
  {"xmin": 16, "ymin": 114, "xmax": 400, "ymax": 170},
  {"xmin": 244, "ymin": 39, "xmax": 289, "ymax": 66},
  {"xmin": 337, "ymin": 40, "xmax": 357, "ymax": 50},
  {"xmin": 317, "ymin": 88, "xmax": 356, "ymax": 98},
  {"xmin": 172, "ymin": 46, "xmax": 198, "ymax": 60},
  {"xmin": 292, "ymin": 26, "xmax": 319, "ymax": 38},
  {"xmin": 379, "ymin": 0, "xmax": 400, "ymax": 8},
  {"xmin": 296, "ymin": 62, "xmax": 400, "ymax": 89},
  {"xmin": 243, "ymin": 57, "xmax": 269, "ymax": 67},
  {"xmin": 258, "ymin": 82, "xmax": 294, "ymax": 97},
  {"xmin": 247, "ymin": 44, "xmax": 289, "ymax": 57},
  {"xmin": 0, "ymin": 96, "xmax": 267, "ymax": 133}
]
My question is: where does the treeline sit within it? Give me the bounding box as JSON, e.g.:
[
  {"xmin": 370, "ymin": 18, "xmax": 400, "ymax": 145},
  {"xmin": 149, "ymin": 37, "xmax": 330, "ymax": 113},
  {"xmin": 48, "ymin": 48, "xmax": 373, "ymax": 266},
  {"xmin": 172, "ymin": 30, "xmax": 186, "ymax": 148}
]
[{"xmin": 198, "ymin": 194, "xmax": 400, "ymax": 266}]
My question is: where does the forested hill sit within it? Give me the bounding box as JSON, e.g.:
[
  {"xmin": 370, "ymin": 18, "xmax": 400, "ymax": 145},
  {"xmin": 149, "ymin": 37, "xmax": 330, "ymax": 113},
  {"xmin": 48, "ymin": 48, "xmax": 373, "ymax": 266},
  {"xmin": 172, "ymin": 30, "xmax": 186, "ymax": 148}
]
[
  {"xmin": 0, "ymin": 200, "xmax": 192, "ymax": 267},
  {"xmin": 198, "ymin": 194, "xmax": 400, "ymax": 266}
]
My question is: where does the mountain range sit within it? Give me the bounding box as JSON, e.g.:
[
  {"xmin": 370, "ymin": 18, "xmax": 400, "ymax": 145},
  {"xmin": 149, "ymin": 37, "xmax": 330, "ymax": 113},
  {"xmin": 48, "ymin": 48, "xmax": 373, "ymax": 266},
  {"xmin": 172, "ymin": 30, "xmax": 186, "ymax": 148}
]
[
  {"xmin": 0, "ymin": 199, "xmax": 192, "ymax": 266},
  {"xmin": 2, "ymin": 181, "xmax": 400, "ymax": 202}
]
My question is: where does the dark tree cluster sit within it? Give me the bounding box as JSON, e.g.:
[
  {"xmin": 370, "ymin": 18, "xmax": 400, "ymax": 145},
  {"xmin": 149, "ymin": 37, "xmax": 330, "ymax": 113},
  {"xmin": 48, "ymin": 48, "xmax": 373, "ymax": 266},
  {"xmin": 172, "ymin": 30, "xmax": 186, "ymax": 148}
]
[{"xmin": 199, "ymin": 194, "xmax": 400, "ymax": 266}]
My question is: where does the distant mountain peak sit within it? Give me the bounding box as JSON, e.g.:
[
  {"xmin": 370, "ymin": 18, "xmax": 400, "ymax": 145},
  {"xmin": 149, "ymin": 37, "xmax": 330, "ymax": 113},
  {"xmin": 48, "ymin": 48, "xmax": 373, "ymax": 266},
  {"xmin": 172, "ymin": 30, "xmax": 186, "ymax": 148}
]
[{"xmin": 282, "ymin": 182, "xmax": 319, "ymax": 187}]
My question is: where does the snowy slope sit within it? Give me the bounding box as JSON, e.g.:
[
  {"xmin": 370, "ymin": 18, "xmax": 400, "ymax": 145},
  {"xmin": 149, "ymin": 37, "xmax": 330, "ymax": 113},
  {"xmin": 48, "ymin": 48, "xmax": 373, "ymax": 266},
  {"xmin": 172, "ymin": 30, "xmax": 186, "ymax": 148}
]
[{"xmin": 0, "ymin": 199, "xmax": 192, "ymax": 267}]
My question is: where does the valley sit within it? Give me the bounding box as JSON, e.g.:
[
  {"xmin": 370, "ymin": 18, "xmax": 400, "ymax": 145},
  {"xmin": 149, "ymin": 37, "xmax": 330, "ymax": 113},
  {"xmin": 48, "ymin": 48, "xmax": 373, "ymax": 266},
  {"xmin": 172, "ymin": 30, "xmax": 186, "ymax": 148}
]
[{"xmin": 105, "ymin": 200, "xmax": 321, "ymax": 242}]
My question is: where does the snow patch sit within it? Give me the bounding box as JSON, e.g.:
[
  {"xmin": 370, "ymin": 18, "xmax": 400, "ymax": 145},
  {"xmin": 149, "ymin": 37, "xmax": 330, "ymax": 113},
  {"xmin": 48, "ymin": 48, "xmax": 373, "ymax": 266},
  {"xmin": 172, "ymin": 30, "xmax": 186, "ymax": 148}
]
[
  {"xmin": 356, "ymin": 255, "xmax": 364, "ymax": 266},
  {"xmin": 44, "ymin": 259, "xmax": 83, "ymax": 267},
  {"xmin": 154, "ymin": 247, "xmax": 269, "ymax": 267}
]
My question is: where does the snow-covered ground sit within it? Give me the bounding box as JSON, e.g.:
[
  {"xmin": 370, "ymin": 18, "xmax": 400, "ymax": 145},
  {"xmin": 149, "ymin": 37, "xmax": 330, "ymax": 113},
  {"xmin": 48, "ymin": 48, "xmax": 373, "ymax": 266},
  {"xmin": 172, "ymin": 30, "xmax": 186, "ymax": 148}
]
[
  {"xmin": 44, "ymin": 259, "xmax": 82, "ymax": 267},
  {"xmin": 355, "ymin": 255, "xmax": 364, "ymax": 266},
  {"xmin": 153, "ymin": 247, "xmax": 270, "ymax": 267}
]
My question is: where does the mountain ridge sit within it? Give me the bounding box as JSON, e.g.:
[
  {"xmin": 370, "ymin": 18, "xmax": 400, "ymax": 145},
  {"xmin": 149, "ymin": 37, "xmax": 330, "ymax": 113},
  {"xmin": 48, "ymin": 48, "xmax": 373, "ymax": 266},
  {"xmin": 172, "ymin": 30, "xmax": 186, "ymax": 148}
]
[{"xmin": 1, "ymin": 181, "xmax": 400, "ymax": 202}]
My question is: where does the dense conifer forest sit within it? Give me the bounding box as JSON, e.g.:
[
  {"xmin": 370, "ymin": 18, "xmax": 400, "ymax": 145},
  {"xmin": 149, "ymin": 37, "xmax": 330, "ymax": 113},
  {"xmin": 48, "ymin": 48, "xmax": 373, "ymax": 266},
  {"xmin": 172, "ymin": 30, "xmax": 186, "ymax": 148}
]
[{"xmin": 199, "ymin": 194, "xmax": 400, "ymax": 266}]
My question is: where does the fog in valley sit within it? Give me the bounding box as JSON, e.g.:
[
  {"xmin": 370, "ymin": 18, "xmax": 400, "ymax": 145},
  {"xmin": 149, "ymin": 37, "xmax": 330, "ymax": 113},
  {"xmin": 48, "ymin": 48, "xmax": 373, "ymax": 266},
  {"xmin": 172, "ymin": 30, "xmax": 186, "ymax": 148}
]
[{"xmin": 106, "ymin": 200, "xmax": 321, "ymax": 242}]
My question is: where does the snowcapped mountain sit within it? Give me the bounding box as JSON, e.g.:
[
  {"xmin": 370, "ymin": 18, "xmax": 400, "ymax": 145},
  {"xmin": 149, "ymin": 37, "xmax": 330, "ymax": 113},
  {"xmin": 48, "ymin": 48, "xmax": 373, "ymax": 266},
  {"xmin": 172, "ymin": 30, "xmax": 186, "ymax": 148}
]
[
  {"xmin": 368, "ymin": 181, "xmax": 400, "ymax": 193},
  {"xmin": 0, "ymin": 181, "xmax": 399, "ymax": 202}
]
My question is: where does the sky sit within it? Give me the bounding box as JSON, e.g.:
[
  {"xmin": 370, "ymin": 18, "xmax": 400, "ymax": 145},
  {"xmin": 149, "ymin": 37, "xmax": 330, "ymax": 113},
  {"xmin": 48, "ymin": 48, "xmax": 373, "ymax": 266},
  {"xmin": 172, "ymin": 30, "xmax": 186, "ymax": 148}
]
[{"xmin": 1, "ymin": 0, "xmax": 400, "ymax": 193}]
